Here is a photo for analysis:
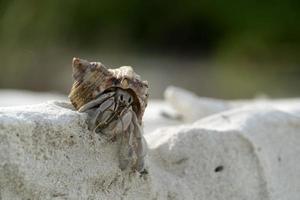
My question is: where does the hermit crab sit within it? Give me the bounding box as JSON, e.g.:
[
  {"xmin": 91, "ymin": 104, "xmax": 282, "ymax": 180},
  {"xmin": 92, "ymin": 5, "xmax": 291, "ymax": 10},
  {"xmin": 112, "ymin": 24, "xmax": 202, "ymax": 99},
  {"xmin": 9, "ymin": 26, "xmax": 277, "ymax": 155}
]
[{"xmin": 69, "ymin": 58, "xmax": 149, "ymax": 172}]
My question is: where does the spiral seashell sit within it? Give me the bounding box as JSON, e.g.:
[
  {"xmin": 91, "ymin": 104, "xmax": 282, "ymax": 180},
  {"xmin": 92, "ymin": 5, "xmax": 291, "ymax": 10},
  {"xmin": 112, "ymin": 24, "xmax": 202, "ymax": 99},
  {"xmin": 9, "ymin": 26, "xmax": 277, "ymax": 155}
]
[{"xmin": 69, "ymin": 58, "xmax": 149, "ymax": 123}]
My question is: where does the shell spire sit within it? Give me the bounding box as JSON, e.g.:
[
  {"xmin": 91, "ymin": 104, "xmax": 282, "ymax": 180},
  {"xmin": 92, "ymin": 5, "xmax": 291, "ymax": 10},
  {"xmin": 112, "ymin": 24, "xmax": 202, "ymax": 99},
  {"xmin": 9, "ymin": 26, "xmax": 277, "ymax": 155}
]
[
  {"xmin": 72, "ymin": 57, "xmax": 111, "ymax": 79},
  {"xmin": 69, "ymin": 58, "xmax": 149, "ymax": 123}
]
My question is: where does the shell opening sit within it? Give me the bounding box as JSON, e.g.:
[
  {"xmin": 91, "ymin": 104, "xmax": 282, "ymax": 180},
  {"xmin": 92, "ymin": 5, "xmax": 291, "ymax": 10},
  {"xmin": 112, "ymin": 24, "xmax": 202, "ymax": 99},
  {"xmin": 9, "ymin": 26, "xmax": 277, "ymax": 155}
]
[{"xmin": 102, "ymin": 87, "xmax": 142, "ymax": 119}]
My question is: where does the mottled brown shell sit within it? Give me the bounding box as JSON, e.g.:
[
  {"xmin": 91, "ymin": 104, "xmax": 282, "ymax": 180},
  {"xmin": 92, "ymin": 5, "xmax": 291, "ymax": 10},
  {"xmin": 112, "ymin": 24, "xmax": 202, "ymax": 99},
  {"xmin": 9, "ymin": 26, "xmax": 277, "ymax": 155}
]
[{"xmin": 69, "ymin": 58, "xmax": 149, "ymax": 123}]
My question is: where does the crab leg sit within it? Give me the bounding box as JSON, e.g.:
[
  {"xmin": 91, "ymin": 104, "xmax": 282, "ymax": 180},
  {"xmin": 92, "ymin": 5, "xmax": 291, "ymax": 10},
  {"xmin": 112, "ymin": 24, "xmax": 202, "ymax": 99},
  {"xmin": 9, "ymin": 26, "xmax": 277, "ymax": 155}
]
[
  {"xmin": 119, "ymin": 122, "xmax": 135, "ymax": 170},
  {"xmin": 118, "ymin": 110, "xmax": 147, "ymax": 172},
  {"xmin": 131, "ymin": 110, "xmax": 147, "ymax": 172},
  {"xmin": 85, "ymin": 96, "xmax": 115, "ymax": 131},
  {"xmin": 78, "ymin": 91, "xmax": 115, "ymax": 112},
  {"xmin": 100, "ymin": 108, "xmax": 132, "ymax": 137}
]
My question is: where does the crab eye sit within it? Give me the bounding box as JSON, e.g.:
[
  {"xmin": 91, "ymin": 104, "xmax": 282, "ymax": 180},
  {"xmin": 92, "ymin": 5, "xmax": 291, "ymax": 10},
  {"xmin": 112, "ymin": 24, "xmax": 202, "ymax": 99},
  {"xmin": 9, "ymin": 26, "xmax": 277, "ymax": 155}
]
[
  {"xmin": 128, "ymin": 97, "xmax": 132, "ymax": 103},
  {"xmin": 120, "ymin": 95, "xmax": 123, "ymax": 101}
]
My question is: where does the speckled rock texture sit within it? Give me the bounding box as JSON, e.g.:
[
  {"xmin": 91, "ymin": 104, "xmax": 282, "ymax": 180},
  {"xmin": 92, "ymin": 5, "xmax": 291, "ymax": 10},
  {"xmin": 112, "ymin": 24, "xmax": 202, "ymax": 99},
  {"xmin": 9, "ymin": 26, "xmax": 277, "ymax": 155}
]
[{"xmin": 0, "ymin": 90, "xmax": 299, "ymax": 199}]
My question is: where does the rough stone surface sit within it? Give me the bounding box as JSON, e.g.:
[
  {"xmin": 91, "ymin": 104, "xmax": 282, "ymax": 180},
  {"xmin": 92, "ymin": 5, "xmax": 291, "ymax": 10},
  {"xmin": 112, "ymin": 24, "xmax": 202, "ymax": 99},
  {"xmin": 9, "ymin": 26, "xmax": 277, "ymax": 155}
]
[
  {"xmin": 0, "ymin": 101, "xmax": 154, "ymax": 200},
  {"xmin": 0, "ymin": 91, "xmax": 300, "ymax": 199}
]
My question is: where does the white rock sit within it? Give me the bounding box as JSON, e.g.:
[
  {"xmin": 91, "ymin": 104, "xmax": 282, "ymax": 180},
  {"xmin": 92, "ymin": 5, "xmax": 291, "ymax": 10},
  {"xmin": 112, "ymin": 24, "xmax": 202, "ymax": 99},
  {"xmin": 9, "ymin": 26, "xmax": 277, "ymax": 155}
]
[
  {"xmin": 195, "ymin": 106, "xmax": 300, "ymax": 200},
  {"xmin": 0, "ymin": 90, "xmax": 66, "ymax": 107},
  {"xmin": 146, "ymin": 105, "xmax": 300, "ymax": 200},
  {"xmin": 165, "ymin": 86, "xmax": 231, "ymax": 122},
  {"xmin": 143, "ymin": 100, "xmax": 182, "ymax": 134},
  {"xmin": 165, "ymin": 86, "xmax": 300, "ymax": 122},
  {"xmin": 0, "ymin": 101, "xmax": 153, "ymax": 200},
  {"xmin": 1, "ymin": 99, "xmax": 300, "ymax": 199}
]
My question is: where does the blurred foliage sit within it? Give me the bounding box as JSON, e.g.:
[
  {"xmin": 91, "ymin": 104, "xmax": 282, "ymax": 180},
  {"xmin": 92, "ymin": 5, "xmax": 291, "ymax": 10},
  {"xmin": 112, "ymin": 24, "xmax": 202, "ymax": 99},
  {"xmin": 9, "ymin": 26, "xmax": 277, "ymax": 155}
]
[
  {"xmin": 1, "ymin": 0, "xmax": 299, "ymax": 50},
  {"xmin": 0, "ymin": 0, "xmax": 299, "ymax": 97}
]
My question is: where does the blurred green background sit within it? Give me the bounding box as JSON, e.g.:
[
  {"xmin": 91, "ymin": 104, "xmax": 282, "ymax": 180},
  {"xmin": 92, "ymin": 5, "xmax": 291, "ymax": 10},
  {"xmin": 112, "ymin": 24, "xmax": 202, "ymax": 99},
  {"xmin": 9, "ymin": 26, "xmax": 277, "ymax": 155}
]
[{"xmin": 0, "ymin": 0, "xmax": 299, "ymax": 99}]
